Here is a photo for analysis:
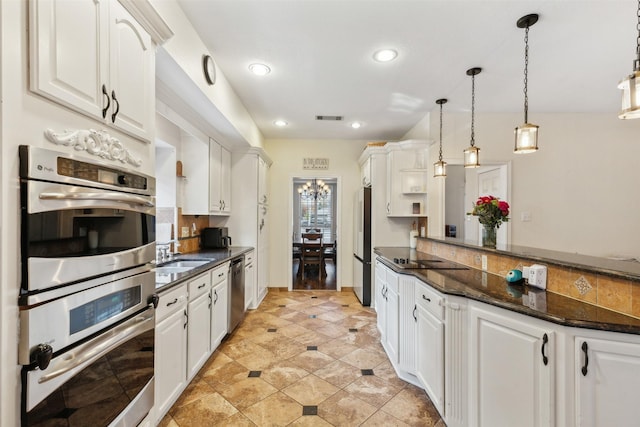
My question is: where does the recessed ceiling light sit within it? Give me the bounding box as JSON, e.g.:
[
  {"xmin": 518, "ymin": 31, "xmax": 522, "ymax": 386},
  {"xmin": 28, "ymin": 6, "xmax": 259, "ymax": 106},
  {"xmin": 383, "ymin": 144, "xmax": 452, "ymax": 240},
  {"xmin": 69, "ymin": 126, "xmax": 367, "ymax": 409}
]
[
  {"xmin": 373, "ymin": 49, "xmax": 398, "ymax": 62},
  {"xmin": 274, "ymin": 120, "xmax": 288, "ymax": 127},
  {"xmin": 351, "ymin": 122, "xmax": 362, "ymax": 129},
  {"xmin": 249, "ymin": 63, "xmax": 271, "ymax": 76}
]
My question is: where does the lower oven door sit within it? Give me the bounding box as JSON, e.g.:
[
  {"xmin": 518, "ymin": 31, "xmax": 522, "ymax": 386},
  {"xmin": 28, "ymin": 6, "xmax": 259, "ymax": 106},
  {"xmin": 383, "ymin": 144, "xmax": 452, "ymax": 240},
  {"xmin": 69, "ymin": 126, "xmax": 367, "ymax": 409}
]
[{"xmin": 22, "ymin": 305, "xmax": 155, "ymax": 427}]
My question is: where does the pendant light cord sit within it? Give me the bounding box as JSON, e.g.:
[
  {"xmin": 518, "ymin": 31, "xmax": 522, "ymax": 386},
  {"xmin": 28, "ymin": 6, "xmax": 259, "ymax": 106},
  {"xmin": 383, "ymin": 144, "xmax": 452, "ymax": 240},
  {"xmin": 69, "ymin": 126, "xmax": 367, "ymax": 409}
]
[
  {"xmin": 523, "ymin": 25, "xmax": 530, "ymax": 123},
  {"xmin": 470, "ymin": 74, "xmax": 476, "ymax": 147},
  {"xmin": 438, "ymin": 102, "xmax": 444, "ymax": 161}
]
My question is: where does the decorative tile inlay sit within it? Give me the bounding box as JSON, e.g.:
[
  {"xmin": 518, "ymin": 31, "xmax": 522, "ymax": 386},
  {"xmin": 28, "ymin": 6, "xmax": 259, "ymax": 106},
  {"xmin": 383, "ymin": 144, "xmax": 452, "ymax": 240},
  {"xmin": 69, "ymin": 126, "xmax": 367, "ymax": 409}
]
[
  {"xmin": 307, "ymin": 345, "xmax": 318, "ymax": 351},
  {"xmin": 342, "ymin": 304, "xmax": 349, "ymax": 307},
  {"xmin": 349, "ymin": 328, "xmax": 358, "ymax": 332},
  {"xmin": 309, "ymin": 314, "xmax": 317, "ymax": 318},
  {"xmin": 267, "ymin": 328, "xmax": 277, "ymax": 332},
  {"xmin": 248, "ymin": 370, "xmax": 262, "ymax": 377},
  {"xmin": 302, "ymin": 405, "xmax": 318, "ymax": 416},
  {"xmin": 361, "ymin": 369, "xmax": 374, "ymax": 376},
  {"xmin": 279, "ymin": 304, "xmax": 286, "ymax": 307},
  {"xmin": 574, "ymin": 275, "xmax": 593, "ymax": 295}
]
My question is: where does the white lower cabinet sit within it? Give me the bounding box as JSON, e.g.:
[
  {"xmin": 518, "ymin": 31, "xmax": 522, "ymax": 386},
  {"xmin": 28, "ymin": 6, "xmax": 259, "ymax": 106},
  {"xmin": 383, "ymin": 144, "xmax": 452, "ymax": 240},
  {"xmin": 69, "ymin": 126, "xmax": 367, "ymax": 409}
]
[
  {"xmin": 244, "ymin": 251, "xmax": 255, "ymax": 310},
  {"xmin": 468, "ymin": 301, "xmax": 555, "ymax": 427},
  {"xmin": 383, "ymin": 270, "xmax": 400, "ymax": 365},
  {"xmin": 573, "ymin": 332, "xmax": 640, "ymax": 427},
  {"xmin": 415, "ymin": 280, "xmax": 445, "ymax": 415},
  {"xmin": 210, "ymin": 275, "xmax": 229, "ymax": 350},
  {"xmin": 154, "ymin": 284, "xmax": 188, "ymax": 422},
  {"xmin": 186, "ymin": 271, "xmax": 212, "ymax": 380},
  {"xmin": 375, "ymin": 259, "xmax": 387, "ymax": 338}
]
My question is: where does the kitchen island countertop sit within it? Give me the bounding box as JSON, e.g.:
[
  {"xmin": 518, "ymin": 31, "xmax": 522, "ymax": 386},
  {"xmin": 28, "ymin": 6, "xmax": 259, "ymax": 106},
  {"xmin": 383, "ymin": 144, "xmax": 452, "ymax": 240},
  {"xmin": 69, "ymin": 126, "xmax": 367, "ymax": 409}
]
[{"xmin": 375, "ymin": 247, "xmax": 640, "ymax": 336}]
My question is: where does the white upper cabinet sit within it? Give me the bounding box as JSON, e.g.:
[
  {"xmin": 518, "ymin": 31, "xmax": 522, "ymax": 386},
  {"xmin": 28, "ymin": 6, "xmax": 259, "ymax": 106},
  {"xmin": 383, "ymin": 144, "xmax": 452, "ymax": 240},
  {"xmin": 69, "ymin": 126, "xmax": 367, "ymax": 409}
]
[
  {"xmin": 384, "ymin": 140, "xmax": 430, "ymax": 217},
  {"xmin": 30, "ymin": 0, "xmax": 154, "ymax": 142},
  {"xmin": 209, "ymin": 139, "xmax": 231, "ymax": 215},
  {"xmin": 258, "ymin": 156, "xmax": 269, "ymax": 205}
]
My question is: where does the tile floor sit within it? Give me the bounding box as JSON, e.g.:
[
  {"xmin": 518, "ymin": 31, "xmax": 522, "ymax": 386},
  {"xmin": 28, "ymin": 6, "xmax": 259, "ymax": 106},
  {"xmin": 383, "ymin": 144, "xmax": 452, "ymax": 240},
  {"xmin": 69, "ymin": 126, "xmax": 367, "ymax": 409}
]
[{"xmin": 159, "ymin": 289, "xmax": 445, "ymax": 426}]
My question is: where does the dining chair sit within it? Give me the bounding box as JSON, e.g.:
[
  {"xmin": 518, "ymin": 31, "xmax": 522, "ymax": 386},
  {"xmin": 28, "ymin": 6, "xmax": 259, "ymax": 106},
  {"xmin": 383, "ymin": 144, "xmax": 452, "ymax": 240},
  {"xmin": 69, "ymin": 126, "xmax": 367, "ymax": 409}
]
[
  {"xmin": 322, "ymin": 240, "xmax": 336, "ymax": 271},
  {"xmin": 300, "ymin": 232, "xmax": 324, "ymax": 278}
]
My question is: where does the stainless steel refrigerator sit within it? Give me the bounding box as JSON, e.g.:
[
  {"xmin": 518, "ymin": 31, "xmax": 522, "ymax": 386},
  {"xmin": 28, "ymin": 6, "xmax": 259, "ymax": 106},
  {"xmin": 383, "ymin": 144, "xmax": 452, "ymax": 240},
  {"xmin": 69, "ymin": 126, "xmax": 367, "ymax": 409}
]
[{"xmin": 353, "ymin": 187, "xmax": 372, "ymax": 306}]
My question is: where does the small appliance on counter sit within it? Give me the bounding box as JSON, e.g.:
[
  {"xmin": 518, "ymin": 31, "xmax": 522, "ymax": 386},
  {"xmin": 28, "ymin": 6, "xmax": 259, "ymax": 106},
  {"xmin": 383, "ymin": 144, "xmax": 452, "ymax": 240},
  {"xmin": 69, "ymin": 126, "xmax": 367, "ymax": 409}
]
[{"xmin": 201, "ymin": 227, "xmax": 232, "ymax": 248}]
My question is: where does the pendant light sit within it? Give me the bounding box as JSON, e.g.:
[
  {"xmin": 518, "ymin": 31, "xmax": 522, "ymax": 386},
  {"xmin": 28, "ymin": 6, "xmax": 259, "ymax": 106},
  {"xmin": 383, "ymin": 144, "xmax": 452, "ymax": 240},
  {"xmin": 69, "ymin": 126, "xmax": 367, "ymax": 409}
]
[
  {"xmin": 464, "ymin": 67, "xmax": 481, "ymax": 168},
  {"xmin": 434, "ymin": 98, "xmax": 448, "ymax": 177},
  {"xmin": 514, "ymin": 13, "xmax": 540, "ymax": 153},
  {"xmin": 618, "ymin": 0, "xmax": 640, "ymax": 119}
]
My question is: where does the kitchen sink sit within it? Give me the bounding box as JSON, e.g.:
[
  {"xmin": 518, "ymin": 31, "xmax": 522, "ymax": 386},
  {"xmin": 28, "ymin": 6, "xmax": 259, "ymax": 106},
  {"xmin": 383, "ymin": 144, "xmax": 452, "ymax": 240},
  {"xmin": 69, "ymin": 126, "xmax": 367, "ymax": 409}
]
[{"xmin": 154, "ymin": 259, "xmax": 214, "ymax": 276}]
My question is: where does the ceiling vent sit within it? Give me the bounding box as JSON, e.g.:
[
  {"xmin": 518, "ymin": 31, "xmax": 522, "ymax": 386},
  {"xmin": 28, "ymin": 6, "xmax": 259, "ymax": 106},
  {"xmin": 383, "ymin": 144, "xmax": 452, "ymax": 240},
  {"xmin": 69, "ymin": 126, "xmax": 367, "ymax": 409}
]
[{"xmin": 315, "ymin": 115, "xmax": 343, "ymax": 121}]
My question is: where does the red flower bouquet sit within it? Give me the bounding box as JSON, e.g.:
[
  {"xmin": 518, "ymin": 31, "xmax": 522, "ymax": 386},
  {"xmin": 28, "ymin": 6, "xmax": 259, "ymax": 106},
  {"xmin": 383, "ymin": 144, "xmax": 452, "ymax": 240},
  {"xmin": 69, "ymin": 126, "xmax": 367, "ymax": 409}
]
[{"xmin": 469, "ymin": 195, "xmax": 510, "ymax": 228}]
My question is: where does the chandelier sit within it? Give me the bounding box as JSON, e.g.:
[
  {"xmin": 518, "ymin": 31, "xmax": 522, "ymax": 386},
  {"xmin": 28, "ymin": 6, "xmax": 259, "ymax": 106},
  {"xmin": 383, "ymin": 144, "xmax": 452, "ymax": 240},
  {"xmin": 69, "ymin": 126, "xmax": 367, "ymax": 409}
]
[{"xmin": 298, "ymin": 179, "xmax": 330, "ymax": 200}]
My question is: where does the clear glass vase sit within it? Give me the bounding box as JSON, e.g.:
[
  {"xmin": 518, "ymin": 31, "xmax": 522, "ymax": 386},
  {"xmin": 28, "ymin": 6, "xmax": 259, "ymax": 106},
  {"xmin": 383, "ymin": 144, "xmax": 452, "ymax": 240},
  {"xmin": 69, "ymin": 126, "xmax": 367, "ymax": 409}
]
[{"xmin": 482, "ymin": 225, "xmax": 497, "ymax": 248}]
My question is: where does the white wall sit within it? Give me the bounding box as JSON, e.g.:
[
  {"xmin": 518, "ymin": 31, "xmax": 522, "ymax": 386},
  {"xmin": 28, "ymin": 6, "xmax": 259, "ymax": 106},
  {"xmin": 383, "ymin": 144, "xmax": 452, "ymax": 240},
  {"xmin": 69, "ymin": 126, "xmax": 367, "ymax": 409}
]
[
  {"xmin": 264, "ymin": 138, "xmax": 368, "ymax": 288},
  {"xmin": 404, "ymin": 111, "xmax": 640, "ymax": 259}
]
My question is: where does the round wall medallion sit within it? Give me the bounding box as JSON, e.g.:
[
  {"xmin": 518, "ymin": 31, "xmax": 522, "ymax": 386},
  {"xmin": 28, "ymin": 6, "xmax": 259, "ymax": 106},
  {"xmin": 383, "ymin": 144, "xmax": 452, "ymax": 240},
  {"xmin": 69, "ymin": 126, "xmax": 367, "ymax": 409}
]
[{"xmin": 203, "ymin": 55, "xmax": 216, "ymax": 85}]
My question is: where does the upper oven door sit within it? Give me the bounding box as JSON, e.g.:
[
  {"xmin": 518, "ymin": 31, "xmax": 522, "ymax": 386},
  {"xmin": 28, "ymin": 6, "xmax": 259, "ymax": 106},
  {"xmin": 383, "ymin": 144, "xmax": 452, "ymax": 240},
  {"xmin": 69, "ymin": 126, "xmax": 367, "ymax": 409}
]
[{"xmin": 21, "ymin": 179, "xmax": 156, "ymax": 294}]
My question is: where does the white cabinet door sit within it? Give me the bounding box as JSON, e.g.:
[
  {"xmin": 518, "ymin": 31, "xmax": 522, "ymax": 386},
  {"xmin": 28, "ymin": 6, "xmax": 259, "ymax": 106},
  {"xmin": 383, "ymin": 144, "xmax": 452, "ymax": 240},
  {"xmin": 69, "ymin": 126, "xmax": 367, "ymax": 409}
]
[
  {"xmin": 210, "ymin": 279, "xmax": 228, "ymax": 350},
  {"xmin": 575, "ymin": 336, "xmax": 640, "ymax": 427},
  {"xmin": 30, "ymin": 0, "xmax": 108, "ymax": 120},
  {"xmin": 469, "ymin": 302, "xmax": 554, "ymax": 427},
  {"xmin": 398, "ymin": 275, "xmax": 417, "ymax": 375},
  {"xmin": 107, "ymin": 0, "xmax": 153, "ymax": 141},
  {"xmin": 384, "ymin": 271, "xmax": 400, "ymax": 365},
  {"xmin": 209, "ymin": 139, "xmax": 231, "ymax": 214},
  {"xmin": 374, "ymin": 260, "xmax": 387, "ymax": 337},
  {"xmin": 187, "ymin": 292, "xmax": 211, "ymax": 380},
  {"xmin": 244, "ymin": 262, "xmax": 255, "ymax": 310},
  {"xmin": 386, "ymin": 149, "xmax": 428, "ymax": 217},
  {"xmin": 182, "ymin": 134, "xmax": 211, "ymax": 215},
  {"xmin": 258, "ymin": 156, "xmax": 269, "ymax": 205},
  {"xmin": 155, "ymin": 306, "xmax": 187, "ymax": 422},
  {"xmin": 416, "ymin": 303, "xmax": 444, "ymax": 414},
  {"xmin": 257, "ymin": 204, "xmax": 269, "ymax": 302}
]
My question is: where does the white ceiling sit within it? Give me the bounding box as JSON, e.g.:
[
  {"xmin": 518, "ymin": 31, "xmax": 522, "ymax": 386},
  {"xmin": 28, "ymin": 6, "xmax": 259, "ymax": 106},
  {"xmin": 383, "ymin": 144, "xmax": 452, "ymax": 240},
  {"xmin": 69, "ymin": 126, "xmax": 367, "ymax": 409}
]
[{"xmin": 177, "ymin": 0, "xmax": 637, "ymax": 141}]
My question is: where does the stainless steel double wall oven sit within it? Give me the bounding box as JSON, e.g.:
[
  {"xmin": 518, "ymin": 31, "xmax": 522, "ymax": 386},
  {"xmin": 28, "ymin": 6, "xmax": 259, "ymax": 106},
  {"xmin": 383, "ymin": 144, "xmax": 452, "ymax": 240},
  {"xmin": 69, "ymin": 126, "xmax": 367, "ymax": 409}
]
[{"xmin": 18, "ymin": 145, "xmax": 158, "ymax": 427}]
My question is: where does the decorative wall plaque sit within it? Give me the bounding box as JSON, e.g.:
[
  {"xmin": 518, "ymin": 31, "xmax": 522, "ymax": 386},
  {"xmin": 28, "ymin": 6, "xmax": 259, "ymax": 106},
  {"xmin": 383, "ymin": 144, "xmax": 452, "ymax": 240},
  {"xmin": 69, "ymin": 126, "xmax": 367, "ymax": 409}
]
[
  {"xmin": 44, "ymin": 128, "xmax": 143, "ymax": 167},
  {"xmin": 303, "ymin": 158, "xmax": 329, "ymax": 170}
]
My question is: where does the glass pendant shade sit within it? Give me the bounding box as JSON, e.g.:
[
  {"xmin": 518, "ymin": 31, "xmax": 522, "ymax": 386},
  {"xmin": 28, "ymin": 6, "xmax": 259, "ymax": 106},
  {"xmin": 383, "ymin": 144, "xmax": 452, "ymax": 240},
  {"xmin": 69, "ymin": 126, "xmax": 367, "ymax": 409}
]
[
  {"xmin": 514, "ymin": 123, "xmax": 539, "ymax": 153},
  {"xmin": 618, "ymin": 70, "xmax": 640, "ymax": 119},
  {"xmin": 464, "ymin": 146, "xmax": 480, "ymax": 168},
  {"xmin": 433, "ymin": 160, "xmax": 447, "ymax": 177}
]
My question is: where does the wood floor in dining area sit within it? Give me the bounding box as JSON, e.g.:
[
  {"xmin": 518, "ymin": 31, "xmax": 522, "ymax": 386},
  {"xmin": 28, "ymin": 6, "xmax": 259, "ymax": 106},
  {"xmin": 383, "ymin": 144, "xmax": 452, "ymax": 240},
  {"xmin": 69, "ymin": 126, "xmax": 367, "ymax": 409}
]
[
  {"xmin": 158, "ymin": 289, "xmax": 444, "ymax": 426},
  {"xmin": 292, "ymin": 259, "xmax": 337, "ymax": 290}
]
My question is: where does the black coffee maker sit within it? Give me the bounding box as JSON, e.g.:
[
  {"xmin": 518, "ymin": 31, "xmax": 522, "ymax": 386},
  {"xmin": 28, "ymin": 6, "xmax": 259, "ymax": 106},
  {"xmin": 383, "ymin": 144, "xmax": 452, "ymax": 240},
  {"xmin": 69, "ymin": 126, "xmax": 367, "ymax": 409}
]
[{"xmin": 201, "ymin": 227, "xmax": 232, "ymax": 248}]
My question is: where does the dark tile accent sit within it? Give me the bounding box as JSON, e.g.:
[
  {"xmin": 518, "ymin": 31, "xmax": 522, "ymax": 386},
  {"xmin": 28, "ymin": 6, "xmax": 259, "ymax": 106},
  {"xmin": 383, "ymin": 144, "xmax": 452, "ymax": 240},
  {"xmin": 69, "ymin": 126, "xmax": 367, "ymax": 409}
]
[
  {"xmin": 342, "ymin": 304, "xmax": 349, "ymax": 307},
  {"xmin": 349, "ymin": 328, "xmax": 358, "ymax": 333},
  {"xmin": 267, "ymin": 328, "xmax": 277, "ymax": 332},
  {"xmin": 279, "ymin": 304, "xmax": 286, "ymax": 307},
  {"xmin": 307, "ymin": 345, "xmax": 318, "ymax": 351},
  {"xmin": 309, "ymin": 314, "xmax": 317, "ymax": 318},
  {"xmin": 311, "ymin": 296, "xmax": 318, "ymax": 299},
  {"xmin": 302, "ymin": 405, "xmax": 318, "ymax": 416},
  {"xmin": 361, "ymin": 369, "xmax": 374, "ymax": 376},
  {"xmin": 248, "ymin": 370, "xmax": 262, "ymax": 378}
]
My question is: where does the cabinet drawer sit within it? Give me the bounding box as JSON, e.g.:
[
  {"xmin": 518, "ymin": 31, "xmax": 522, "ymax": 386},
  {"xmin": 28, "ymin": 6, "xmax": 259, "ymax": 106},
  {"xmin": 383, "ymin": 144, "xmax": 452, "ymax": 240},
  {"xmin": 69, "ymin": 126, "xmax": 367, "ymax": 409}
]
[
  {"xmin": 211, "ymin": 262, "xmax": 229, "ymax": 286},
  {"xmin": 188, "ymin": 272, "xmax": 211, "ymax": 298},
  {"xmin": 157, "ymin": 284, "xmax": 187, "ymax": 323},
  {"xmin": 245, "ymin": 251, "xmax": 255, "ymax": 265},
  {"xmin": 375, "ymin": 259, "xmax": 387, "ymax": 282},
  {"xmin": 415, "ymin": 281, "xmax": 444, "ymax": 320}
]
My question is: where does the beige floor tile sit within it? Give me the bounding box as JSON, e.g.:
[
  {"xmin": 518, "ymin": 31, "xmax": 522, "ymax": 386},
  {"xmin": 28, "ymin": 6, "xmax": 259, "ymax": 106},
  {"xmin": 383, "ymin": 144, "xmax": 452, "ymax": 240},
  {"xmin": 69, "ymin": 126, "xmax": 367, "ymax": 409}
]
[
  {"xmin": 293, "ymin": 330, "xmax": 334, "ymax": 346},
  {"xmin": 276, "ymin": 323, "xmax": 312, "ymax": 338},
  {"xmin": 313, "ymin": 360, "xmax": 362, "ymax": 388},
  {"xmin": 317, "ymin": 310, "xmax": 349, "ymax": 322},
  {"xmin": 318, "ymin": 389, "xmax": 378, "ymax": 426},
  {"xmin": 158, "ymin": 414, "xmax": 179, "ymax": 427},
  {"xmin": 289, "ymin": 349, "xmax": 336, "ymax": 372},
  {"xmin": 345, "ymin": 375, "xmax": 404, "ymax": 408},
  {"xmin": 217, "ymin": 377, "xmax": 278, "ymax": 410},
  {"xmin": 288, "ymin": 415, "xmax": 334, "ymax": 426},
  {"xmin": 171, "ymin": 392, "xmax": 238, "ymax": 427},
  {"xmin": 372, "ymin": 359, "xmax": 411, "ymax": 390},
  {"xmin": 243, "ymin": 391, "xmax": 303, "ymax": 426},
  {"xmin": 297, "ymin": 317, "xmax": 334, "ymax": 331},
  {"xmin": 261, "ymin": 361, "xmax": 311, "ymax": 389},
  {"xmin": 219, "ymin": 339, "xmax": 269, "ymax": 360},
  {"xmin": 200, "ymin": 360, "xmax": 251, "ymax": 387},
  {"xmin": 361, "ymin": 410, "xmax": 411, "ymax": 426},
  {"xmin": 340, "ymin": 347, "xmax": 388, "ymax": 369},
  {"xmin": 282, "ymin": 374, "xmax": 340, "ymax": 405},
  {"xmin": 320, "ymin": 337, "xmax": 361, "ymax": 359},
  {"xmin": 222, "ymin": 411, "xmax": 256, "ymax": 426},
  {"xmin": 381, "ymin": 387, "xmax": 440, "ymax": 427},
  {"xmin": 169, "ymin": 378, "xmax": 216, "ymax": 412}
]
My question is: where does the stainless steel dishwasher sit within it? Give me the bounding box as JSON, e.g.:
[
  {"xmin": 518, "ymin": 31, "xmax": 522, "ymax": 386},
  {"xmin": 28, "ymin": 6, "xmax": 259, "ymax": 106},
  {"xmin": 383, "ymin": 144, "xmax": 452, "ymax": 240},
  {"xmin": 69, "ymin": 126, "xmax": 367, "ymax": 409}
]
[{"xmin": 228, "ymin": 256, "xmax": 245, "ymax": 333}]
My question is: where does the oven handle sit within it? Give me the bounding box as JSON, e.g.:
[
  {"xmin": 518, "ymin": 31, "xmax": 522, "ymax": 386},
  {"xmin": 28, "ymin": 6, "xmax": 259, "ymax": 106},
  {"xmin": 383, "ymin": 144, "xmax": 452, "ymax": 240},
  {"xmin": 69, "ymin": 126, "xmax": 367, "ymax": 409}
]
[
  {"xmin": 37, "ymin": 305, "xmax": 154, "ymax": 384},
  {"xmin": 39, "ymin": 191, "xmax": 155, "ymax": 208}
]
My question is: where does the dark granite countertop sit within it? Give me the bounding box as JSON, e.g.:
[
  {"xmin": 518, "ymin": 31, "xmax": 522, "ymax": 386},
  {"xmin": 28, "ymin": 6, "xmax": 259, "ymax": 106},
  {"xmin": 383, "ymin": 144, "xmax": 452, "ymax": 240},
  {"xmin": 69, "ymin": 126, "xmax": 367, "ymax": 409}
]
[
  {"xmin": 424, "ymin": 236, "xmax": 640, "ymax": 281},
  {"xmin": 155, "ymin": 247, "xmax": 253, "ymax": 292},
  {"xmin": 375, "ymin": 247, "xmax": 640, "ymax": 336}
]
